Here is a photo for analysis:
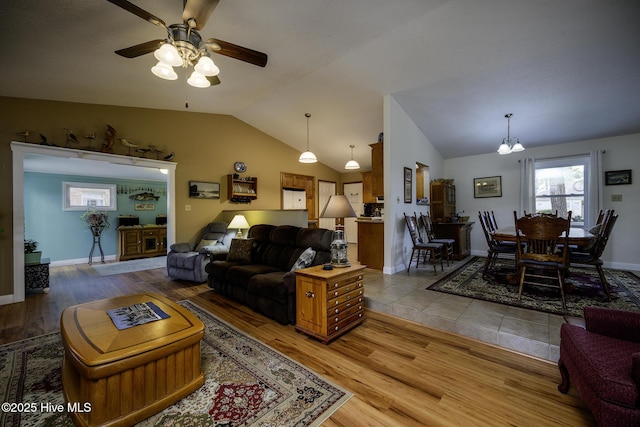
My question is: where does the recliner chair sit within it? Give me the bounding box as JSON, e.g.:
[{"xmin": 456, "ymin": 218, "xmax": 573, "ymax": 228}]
[{"xmin": 167, "ymin": 221, "xmax": 234, "ymax": 283}]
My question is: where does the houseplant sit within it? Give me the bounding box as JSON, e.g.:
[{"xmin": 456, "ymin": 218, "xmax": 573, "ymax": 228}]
[
  {"xmin": 24, "ymin": 239, "xmax": 42, "ymax": 264},
  {"xmin": 80, "ymin": 209, "xmax": 110, "ymax": 236}
]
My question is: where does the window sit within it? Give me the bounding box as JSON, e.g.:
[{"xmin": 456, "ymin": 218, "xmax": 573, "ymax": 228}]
[
  {"xmin": 534, "ymin": 155, "xmax": 589, "ymax": 226},
  {"xmin": 63, "ymin": 181, "xmax": 117, "ymax": 211}
]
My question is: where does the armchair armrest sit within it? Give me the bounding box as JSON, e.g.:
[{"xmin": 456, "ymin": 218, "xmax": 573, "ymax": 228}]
[
  {"xmin": 585, "ymin": 306, "xmax": 640, "ymax": 342},
  {"xmin": 169, "ymin": 242, "xmax": 194, "ymax": 253}
]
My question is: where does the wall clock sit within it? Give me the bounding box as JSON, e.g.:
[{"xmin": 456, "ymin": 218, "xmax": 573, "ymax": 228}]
[{"xmin": 234, "ymin": 161, "xmax": 247, "ymax": 173}]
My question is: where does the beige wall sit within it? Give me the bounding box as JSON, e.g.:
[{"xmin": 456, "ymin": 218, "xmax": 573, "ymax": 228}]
[{"xmin": 0, "ymin": 96, "xmax": 344, "ymax": 296}]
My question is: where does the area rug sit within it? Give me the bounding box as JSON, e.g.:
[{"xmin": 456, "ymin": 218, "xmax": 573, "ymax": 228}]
[
  {"xmin": 91, "ymin": 256, "xmax": 166, "ymax": 276},
  {"xmin": 0, "ymin": 300, "xmax": 352, "ymax": 426},
  {"xmin": 427, "ymin": 256, "xmax": 640, "ymax": 317}
]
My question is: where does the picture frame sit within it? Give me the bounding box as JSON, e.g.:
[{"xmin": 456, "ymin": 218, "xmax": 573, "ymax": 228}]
[
  {"xmin": 474, "ymin": 176, "xmax": 502, "ymax": 198},
  {"xmin": 404, "ymin": 167, "xmax": 412, "ymax": 203},
  {"xmin": 605, "ymin": 169, "xmax": 632, "ymax": 185},
  {"xmin": 189, "ymin": 181, "xmax": 220, "ymax": 199}
]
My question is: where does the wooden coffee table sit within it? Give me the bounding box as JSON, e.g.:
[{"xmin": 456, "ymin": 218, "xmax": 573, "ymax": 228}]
[{"xmin": 60, "ymin": 293, "xmax": 205, "ymax": 427}]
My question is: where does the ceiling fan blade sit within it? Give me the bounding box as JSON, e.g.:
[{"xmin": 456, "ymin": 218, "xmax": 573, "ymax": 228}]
[
  {"xmin": 205, "ymin": 38, "xmax": 268, "ymax": 67},
  {"xmin": 115, "ymin": 40, "xmax": 165, "ymax": 58},
  {"xmin": 106, "ymin": 0, "xmax": 166, "ymax": 29},
  {"xmin": 182, "ymin": 0, "xmax": 219, "ymax": 30},
  {"xmin": 206, "ymin": 75, "xmax": 221, "ymax": 86}
]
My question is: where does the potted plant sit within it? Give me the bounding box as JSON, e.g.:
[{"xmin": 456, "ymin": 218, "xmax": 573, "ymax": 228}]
[
  {"xmin": 24, "ymin": 239, "xmax": 42, "ymax": 264},
  {"xmin": 81, "ymin": 209, "xmax": 110, "ymax": 236}
]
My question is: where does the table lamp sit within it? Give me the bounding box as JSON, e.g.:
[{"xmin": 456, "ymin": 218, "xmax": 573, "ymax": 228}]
[
  {"xmin": 320, "ymin": 195, "xmax": 357, "ymax": 267},
  {"xmin": 228, "ymin": 214, "xmax": 250, "ymax": 238}
]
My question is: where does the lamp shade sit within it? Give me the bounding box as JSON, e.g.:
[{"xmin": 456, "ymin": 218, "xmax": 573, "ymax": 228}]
[
  {"xmin": 187, "ymin": 71, "xmax": 211, "ymax": 88},
  {"xmin": 151, "ymin": 61, "xmax": 178, "ymax": 80},
  {"xmin": 154, "ymin": 43, "xmax": 182, "ymax": 67},
  {"xmin": 229, "ymin": 214, "xmax": 250, "ymax": 230},
  {"xmin": 298, "ymin": 150, "xmax": 317, "ymax": 163},
  {"xmin": 194, "ymin": 56, "xmax": 220, "ymax": 76},
  {"xmin": 344, "ymin": 159, "xmax": 360, "ymax": 170},
  {"xmin": 320, "ymin": 195, "xmax": 356, "ymax": 218}
]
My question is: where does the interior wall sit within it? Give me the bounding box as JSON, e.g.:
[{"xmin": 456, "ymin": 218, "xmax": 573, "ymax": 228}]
[
  {"xmin": 444, "ymin": 133, "xmax": 640, "ymax": 270},
  {"xmin": 0, "ymin": 96, "xmax": 343, "ymax": 297}
]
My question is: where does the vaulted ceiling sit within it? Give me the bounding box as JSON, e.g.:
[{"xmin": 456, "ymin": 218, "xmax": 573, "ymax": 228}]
[{"xmin": 2, "ymin": 0, "xmax": 639, "ymax": 172}]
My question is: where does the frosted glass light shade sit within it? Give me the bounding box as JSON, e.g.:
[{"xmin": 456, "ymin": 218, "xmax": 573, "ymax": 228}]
[
  {"xmin": 345, "ymin": 159, "xmax": 360, "ymax": 170},
  {"xmin": 298, "ymin": 150, "xmax": 317, "ymax": 163},
  {"xmin": 154, "ymin": 43, "xmax": 182, "ymax": 67},
  {"xmin": 151, "ymin": 61, "xmax": 178, "ymax": 80},
  {"xmin": 511, "ymin": 139, "xmax": 525, "ymax": 152},
  {"xmin": 497, "ymin": 139, "xmax": 511, "ymax": 155},
  {"xmin": 187, "ymin": 71, "xmax": 211, "ymax": 88},
  {"xmin": 194, "ymin": 56, "xmax": 219, "ymax": 76}
]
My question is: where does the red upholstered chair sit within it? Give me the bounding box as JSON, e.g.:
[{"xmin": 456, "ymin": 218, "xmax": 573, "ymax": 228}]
[{"xmin": 558, "ymin": 306, "xmax": 640, "ymax": 426}]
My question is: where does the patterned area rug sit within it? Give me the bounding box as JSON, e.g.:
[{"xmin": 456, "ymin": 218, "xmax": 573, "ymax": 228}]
[
  {"xmin": 427, "ymin": 257, "xmax": 640, "ymax": 317},
  {"xmin": 0, "ymin": 301, "xmax": 351, "ymax": 426},
  {"xmin": 91, "ymin": 256, "xmax": 167, "ymax": 276}
]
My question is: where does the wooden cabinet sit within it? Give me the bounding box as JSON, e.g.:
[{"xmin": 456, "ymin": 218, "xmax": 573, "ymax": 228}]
[
  {"xmin": 295, "ymin": 264, "xmax": 365, "ymax": 343},
  {"xmin": 281, "ymin": 172, "xmax": 316, "ymax": 220},
  {"xmin": 118, "ymin": 226, "xmax": 167, "ymax": 261},
  {"xmin": 357, "ymin": 220, "xmax": 383, "ymax": 270},
  {"xmin": 430, "ymin": 181, "xmax": 456, "ymax": 222},
  {"xmin": 370, "ymin": 142, "xmax": 383, "ymax": 197},
  {"xmin": 432, "ymin": 222, "xmax": 473, "ymax": 260},
  {"xmin": 361, "ymin": 171, "xmax": 376, "ymax": 203},
  {"xmin": 228, "ymin": 174, "xmax": 258, "ymax": 202}
]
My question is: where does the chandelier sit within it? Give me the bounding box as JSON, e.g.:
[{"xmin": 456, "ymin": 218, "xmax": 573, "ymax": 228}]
[
  {"xmin": 151, "ymin": 23, "xmax": 219, "ymax": 88},
  {"xmin": 497, "ymin": 113, "xmax": 525, "ymax": 155}
]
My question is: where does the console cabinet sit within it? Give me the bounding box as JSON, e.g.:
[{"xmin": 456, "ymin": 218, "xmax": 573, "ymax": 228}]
[
  {"xmin": 432, "ymin": 222, "xmax": 473, "ymax": 260},
  {"xmin": 118, "ymin": 226, "xmax": 167, "ymax": 261},
  {"xmin": 295, "ymin": 264, "xmax": 365, "ymax": 343}
]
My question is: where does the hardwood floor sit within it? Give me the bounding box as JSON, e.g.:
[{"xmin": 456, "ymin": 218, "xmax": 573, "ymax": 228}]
[{"xmin": 0, "ymin": 264, "xmax": 595, "ymax": 426}]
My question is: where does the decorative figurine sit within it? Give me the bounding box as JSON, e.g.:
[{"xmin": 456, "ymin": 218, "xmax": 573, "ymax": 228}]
[
  {"xmin": 120, "ymin": 138, "xmax": 139, "ymax": 156},
  {"xmin": 65, "ymin": 128, "xmax": 80, "ymax": 148},
  {"xmin": 16, "ymin": 130, "xmax": 31, "ymax": 142},
  {"xmin": 84, "ymin": 132, "xmax": 96, "ymax": 150},
  {"xmin": 102, "ymin": 125, "xmax": 116, "ymax": 153}
]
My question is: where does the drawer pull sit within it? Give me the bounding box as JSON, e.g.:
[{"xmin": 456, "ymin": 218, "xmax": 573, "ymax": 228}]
[
  {"xmin": 334, "ymin": 326, "xmax": 339, "ymax": 331},
  {"xmin": 346, "ymin": 303, "xmax": 351, "ymax": 308},
  {"xmin": 334, "ymin": 308, "xmax": 339, "ymax": 314},
  {"xmin": 305, "ymin": 291, "xmax": 315, "ymax": 298},
  {"xmin": 345, "ymin": 287, "xmax": 351, "ymax": 292},
  {"xmin": 334, "ymin": 291, "xmax": 339, "ymax": 297},
  {"xmin": 334, "ymin": 317, "xmax": 339, "ymax": 322}
]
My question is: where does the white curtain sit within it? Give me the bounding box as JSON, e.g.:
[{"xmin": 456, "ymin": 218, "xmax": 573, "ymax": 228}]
[
  {"xmin": 587, "ymin": 150, "xmax": 604, "ymax": 226},
  {"xmin": 519, "ymin": 158, "xmax": 535, "ymax": 215}
]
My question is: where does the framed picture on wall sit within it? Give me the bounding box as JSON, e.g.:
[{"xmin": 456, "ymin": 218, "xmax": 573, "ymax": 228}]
[
  {"xmin": 474, "ymin": 176, "xmax": 502, "ymax": 198},
  {"xmin": 404, "ymin": 167, "xmax": 412, "ymax": 203},
  {"xmin": 189, "ymin": 181, "xmax": 220, "ymax": 199},
  {"xmin": 605, "ymin": 169, "xmax": 632, "ymax": 185}
]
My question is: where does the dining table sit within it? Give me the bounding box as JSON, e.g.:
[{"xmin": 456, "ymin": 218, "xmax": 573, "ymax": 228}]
[{"xmin": 492, "ymin": 226, "xmax": 596, "ymax": 247}]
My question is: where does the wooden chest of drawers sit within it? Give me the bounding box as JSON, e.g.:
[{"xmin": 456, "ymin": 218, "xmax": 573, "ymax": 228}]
[{"xmin": 295, "ymin": 264, "xmax": 365, "ymax": 343}]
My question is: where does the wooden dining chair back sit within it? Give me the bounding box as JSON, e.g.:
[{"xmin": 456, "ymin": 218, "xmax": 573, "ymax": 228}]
[
  {"xmin": 478, "ymin": 211, "xmax": 517, "ymax": 277},
  {"xmin": 514, "ymin": 210, "xmax": 572, "ymax": 308},
  {"xmin": 419, "ymin": 212, "xmax": 455, "ymax": 265},
  {"xmin": 570, "ymin": 213, "xmax": 618, "ymax": 300},
  {"xmin": 404, "ymin": 213, "xmax": 444, "ymax": 274}
]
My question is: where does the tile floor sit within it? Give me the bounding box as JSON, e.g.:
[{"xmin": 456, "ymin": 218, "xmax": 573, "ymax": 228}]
[{"xmin": 362, "ymin": 256, "xmax": 583, "ymax": 362}]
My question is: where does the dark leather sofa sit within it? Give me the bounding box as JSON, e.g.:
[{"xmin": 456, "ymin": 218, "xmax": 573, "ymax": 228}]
[
  {"xmin": 558, "ymin": 306, "xmax": 640, "ymax": 426},
  {"xmin": 205, "ymin": 224, "xmax": 333, "ymax": 324}
]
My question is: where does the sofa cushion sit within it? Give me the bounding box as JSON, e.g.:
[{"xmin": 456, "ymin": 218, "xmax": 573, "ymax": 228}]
[
  {"xmin": 561, "ymin": 323, "xmax": 640, "ymax": 408},
  {"xmin": 225, "ymin": 264, "xmax": 280, "ymax": 288},
  {"xmin": 167, "ymin": 251, "xmax": 198, "ymax": 269},
  {"xmin": 227, "ymin": 238, "xmax": 253, "ymax": 262},
  {"xmin": 247, "ymin": 271, "xmax": 290, "ymax": 304}
]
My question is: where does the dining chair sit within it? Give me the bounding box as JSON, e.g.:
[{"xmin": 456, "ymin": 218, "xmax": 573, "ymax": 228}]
[
  {"xmin": 478, "ymin": 211, "xmax": 517, "ymax": 277},
  {"xmin": 403, "ymin": 213, "xmax": 444, "ymax": 274},
  {"xmin": 419, "ymin": 212, "xmax": 455, "ymax": 266},
  {"xmin": 569, "ymin": 213, "xmax": 618, "ymax": 300},
  {"xmin": 514, "ymin": 210, "xmax": 572, "ymax": 308}
]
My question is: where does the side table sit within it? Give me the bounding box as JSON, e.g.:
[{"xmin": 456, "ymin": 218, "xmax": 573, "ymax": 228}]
[
  {"xmin": 295, "ymin": 264, "xmax": 365, "ymax": 343},
  {"xmin": 25, "ymin": 257, "xmax": 50, "ymax": 293}
]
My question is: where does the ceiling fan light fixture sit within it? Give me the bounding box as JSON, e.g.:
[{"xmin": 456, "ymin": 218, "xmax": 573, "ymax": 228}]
[
  {"xmin": 187, "ymin": 70, "xmax": 211, "ymax": 88},
  {"xmin": 344, "ymin": 145, "xmax": 360, "ymax": 170},
  {"xmin": 154, "ymin": 43, "xmax": 182, "ymax": 67},
  {"xmin": 194, "ymin": 55, "xmax": 219, "ymax": 76},
  {"xmin": 151, "ymin": 61, "xmax": 178, "ymax": 80}
]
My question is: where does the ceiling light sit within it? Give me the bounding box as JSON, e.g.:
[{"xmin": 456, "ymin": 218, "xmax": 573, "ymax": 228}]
[
  {"xmin": 154, "ymin": 43, "xmax": 183, "ymax": 67},
  {"xmin": 151, "ymin": 61, "xmax": 178, "ymax": 80},
  {"xmin": 497, "ymin": 113, "xmax": 525, "ymax": 155},
  {"xmin": 187, "ymin": 70, "xmax": 210, "ymax": 88},
  {"xmin": 194, "ymin": 56, "xmax": 219, "ymax": 76},
  {"xmin": 299, "ymin": 113, "xmax": 317, "ymax": 163},
  {"xmin": 345, "ymin": 145, "xmax": 360, "ymax": 170}
]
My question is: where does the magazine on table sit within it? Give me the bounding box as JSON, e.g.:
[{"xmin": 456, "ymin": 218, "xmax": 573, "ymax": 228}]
[{"xmin": 107, "ymin": 301, "xmax": 170, "ymax": 330}]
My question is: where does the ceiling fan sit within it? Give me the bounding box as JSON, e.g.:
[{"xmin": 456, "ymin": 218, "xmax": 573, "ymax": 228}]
[{"xmin": 107, "ymin": 0, "xmax": 268, "ymax": 88}]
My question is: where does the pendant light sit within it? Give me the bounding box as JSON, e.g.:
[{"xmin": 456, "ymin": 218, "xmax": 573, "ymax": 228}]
[
  {"xmin": 299, "ymin": 113, "xmax": 317, "ymax": 163},
  {"xmin": 497, "ymin": 113, "xmax": 525, "ymax": 155},
  {"xmin": 344, "ymin": 145, "xmax": 360, "ymax": 170}
]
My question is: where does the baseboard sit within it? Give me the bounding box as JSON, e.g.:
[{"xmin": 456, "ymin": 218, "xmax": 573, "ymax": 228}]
[
  {"xmin": 0, "ymin": 294, "xmax": 16, "ymax": 305},
  {"xmin": 50, "ymin": 255, "xmax": 117, "ymax": 267}
]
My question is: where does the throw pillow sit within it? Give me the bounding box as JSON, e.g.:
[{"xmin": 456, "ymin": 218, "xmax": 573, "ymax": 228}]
[
  {"xmin": 226, "ymin": 238, "xmax": 253, "ymax": 262},
  {"xmin": 195, "ymin": 239, "xmax": 217, "ymax": 251},
  {"xmin": 290, "ymin": 247, "xmax": 316, "ymax": 271}
]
